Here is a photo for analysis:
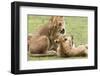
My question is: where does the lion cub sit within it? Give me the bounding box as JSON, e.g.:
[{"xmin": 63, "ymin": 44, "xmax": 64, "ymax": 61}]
[{"xmin": 55, "ymin": 35, "xmax": 88, "ymax": 57}]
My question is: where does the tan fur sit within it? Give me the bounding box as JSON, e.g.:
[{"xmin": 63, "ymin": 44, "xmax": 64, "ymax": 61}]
[
  {"xmin": 29, "ymin": 35, "xmax": 49, "ymax": 54},
  {"xmin": 28, "ymin": 16, "xmax": 65, "ymax": 54},
  {"xmin": 55, "ymin": 35, "xmax": 88, "ymax": 57},
  {"xmin": 38, "ymin": 16, "xmax": 65, "ymax": 50}
]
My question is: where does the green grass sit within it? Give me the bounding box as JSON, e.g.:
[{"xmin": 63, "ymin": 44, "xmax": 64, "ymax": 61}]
[
  {"xmin": 28, "ymin": 15, "xmax": 88, "ymax": 61},
  {"xmin": 65, "ymin": 16, "xmax": 88, "ymax": 46},
  {"xmin": 28, "ymin": 55, "xmax": 87, "ymax": 61}
]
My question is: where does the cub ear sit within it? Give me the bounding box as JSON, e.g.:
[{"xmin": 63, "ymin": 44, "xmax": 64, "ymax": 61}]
[
  {"xmin": 69, "ymin": 35, "xmax": 74, "ymax": 47},
  {"xmin": 64, "ymin": 38, "xmax": 68, "ymax": 41},
  {"xmin": 54, "ymin": 39, "xmax": 59, "ymax": 43},
  {"xmin": 67, "ymin": 35, "xmax": 73, "ymax": 41},
  {"xmin": 71, "ymin": 35, "xmax": 74, "ymax": 40}
]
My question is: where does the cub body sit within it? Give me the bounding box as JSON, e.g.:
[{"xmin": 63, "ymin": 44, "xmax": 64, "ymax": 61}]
[{"xmin": 55, "ymin": 35, "xmax": 87, "ymax": 57}]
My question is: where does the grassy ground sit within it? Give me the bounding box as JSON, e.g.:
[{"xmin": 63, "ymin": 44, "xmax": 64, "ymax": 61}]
[{"xmin": 28, "ymin": 15, "xmax": 88, "ymax": 61}]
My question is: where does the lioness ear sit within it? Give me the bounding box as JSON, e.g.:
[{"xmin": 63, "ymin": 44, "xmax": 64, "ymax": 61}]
[
  {"xmin": 50, "ymin": 16, "xmax": 54, "ymax": 22},
  {"xmin": 67, "ymin": 35, "xmax": 73, "ymax": 41},
  {"xmin": 49, "ymin": 16, "xmax": 57, "ymax": 23},
  {"xmin": 49, "ymin": 16, "xmax": 57, "ymax": 28},
  {"xmin": 59, "ymin": 16, "xmax": 64, "ymax": 18}
]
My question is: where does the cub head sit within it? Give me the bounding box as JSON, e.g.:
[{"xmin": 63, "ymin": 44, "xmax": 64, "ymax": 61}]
[{"xmin": 54, "ymin": 35, "xmax": 73, "ymax": 48}]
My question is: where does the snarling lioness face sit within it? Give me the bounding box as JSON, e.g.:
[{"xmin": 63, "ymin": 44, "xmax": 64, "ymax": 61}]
[
  {"xmin": 49, "ymin": 16, "xmax": 66, "ymax": 42},
  {"xmin": 49, "ymin": 16, "xmax": 65, "ymax": 36}
]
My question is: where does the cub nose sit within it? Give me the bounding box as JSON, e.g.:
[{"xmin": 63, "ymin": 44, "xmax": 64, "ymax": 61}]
[{"xmin": 60, "ymin": 28, "xmax": 65, "ymax": 34}]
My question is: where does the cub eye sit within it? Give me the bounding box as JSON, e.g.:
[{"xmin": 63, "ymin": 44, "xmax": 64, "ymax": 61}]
[
  {"xmin": 64, "ymin": 38, "xmax": 67, "ymax": 41},
  {"xmin": 54, "ymin": 40, "xmax": 59, "ymax": 43}
]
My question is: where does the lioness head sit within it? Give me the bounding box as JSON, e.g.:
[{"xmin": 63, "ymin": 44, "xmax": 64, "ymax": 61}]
[
  {"xmin": 48, "ymin": 16, "xmax": 66, "ymax": 50},
  {"xmin": 49, "ymin": 16, "xmax": 66, "ymax": 35}
]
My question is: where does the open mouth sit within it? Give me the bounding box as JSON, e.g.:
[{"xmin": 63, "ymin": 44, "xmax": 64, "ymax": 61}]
[{"xmin": 60, "ymin": 28, "xmax": 65, "ymax": 34}]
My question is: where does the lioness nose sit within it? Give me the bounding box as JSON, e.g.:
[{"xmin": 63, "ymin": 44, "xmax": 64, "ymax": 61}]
[{"xmin": 60, "ymin": 28, "xmax": 65, "ymax": 34}]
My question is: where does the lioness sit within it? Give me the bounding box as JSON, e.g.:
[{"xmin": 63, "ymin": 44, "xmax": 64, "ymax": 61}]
[
  {"xmin": 38, "ymin": 16, "xmax": 66, "ymax": 50},
  {"xmin": 55, "ymin": 35, "xmax": 88, "ymax": 57},
  {"xmin": 28, "ymin": 16, "xmax": 66, "ymax": 55}
]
